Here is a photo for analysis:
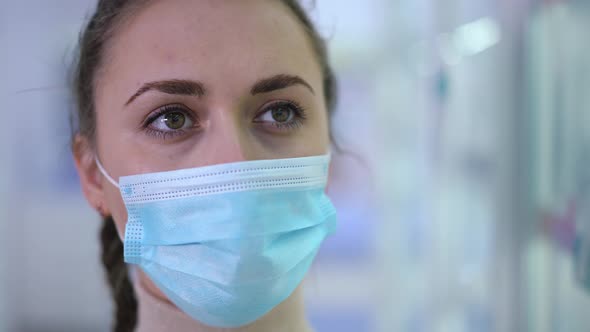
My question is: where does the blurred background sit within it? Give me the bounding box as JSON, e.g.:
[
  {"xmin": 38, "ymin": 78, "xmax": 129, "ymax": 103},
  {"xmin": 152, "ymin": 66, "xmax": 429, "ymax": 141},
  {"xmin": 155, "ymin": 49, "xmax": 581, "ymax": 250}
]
[{"xmin": 1, "ymin": 0, "xmax": 589, "ymax": 331}]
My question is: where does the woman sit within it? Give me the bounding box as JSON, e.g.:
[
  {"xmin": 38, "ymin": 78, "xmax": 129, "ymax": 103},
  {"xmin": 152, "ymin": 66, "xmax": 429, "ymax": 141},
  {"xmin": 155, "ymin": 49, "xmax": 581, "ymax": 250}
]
[{"xmin": 71, "ymin": 0, "xmax": 338, "ymax": 331}]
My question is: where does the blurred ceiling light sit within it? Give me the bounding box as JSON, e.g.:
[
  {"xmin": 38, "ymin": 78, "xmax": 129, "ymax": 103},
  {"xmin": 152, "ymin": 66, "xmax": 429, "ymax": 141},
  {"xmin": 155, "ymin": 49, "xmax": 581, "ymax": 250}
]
[
  {"xmin": 440, "ymin": 17, "xmax": 502, "ymax": 66},
  {"xmin": 454, "ymin": 17, "xmax": 501, "ymax": 56}
]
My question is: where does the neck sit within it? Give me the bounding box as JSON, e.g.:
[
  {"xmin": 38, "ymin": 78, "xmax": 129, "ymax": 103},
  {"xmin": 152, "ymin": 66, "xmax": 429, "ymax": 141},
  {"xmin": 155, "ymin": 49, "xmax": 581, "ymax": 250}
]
[{"xmin": 135, "ymin": 269, "xmax": 314, "ymax": 332}]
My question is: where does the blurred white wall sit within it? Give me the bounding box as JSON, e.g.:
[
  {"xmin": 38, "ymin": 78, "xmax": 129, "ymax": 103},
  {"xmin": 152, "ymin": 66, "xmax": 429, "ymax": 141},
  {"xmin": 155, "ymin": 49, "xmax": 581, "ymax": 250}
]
[
  {"xmin": 1, "ymin": 1, "xmax": 112, "ymax": 331},
  {"xmin": 1, "ymin": 4, "xmax": 16, "ymax": 330},
  {"xmin": 1, "ymin": 9, "xmax": 10, "ymax": 328}
]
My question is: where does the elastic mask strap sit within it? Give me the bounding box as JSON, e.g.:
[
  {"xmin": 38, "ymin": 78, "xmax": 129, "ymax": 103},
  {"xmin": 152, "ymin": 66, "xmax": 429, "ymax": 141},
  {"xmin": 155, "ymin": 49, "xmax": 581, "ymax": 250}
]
[{"xmin": 95, "ymin": 157, "xmax": 120, "ymax": 188}]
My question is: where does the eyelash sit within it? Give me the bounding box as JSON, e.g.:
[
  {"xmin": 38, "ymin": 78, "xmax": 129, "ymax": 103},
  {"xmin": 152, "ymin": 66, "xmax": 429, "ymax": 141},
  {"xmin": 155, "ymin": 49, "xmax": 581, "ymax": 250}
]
[
  {"xmin": 254, "ymin": 100, "xmax": 307, "ymax": 131},
  {"xmin": 142, "ymin": 104, "xmax": 197, "ymax": 140},
  {"xmin": 141, "ymin": 100, "xmax": 307, "ymax": 140}
]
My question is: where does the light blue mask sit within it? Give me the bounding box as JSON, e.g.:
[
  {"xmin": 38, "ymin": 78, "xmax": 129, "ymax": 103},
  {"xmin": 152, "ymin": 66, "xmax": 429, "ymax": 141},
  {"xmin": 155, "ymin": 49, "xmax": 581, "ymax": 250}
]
[{"xmin": 96, "ymin": 154, "xmax": 337, "ymax": 328}]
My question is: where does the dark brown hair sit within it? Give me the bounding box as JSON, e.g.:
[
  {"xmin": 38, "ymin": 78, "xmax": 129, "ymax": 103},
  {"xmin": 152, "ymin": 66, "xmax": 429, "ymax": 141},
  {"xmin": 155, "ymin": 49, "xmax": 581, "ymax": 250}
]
[{"xmin": 71, "ymin": 1, "xmax": 337, "ymax": 331}]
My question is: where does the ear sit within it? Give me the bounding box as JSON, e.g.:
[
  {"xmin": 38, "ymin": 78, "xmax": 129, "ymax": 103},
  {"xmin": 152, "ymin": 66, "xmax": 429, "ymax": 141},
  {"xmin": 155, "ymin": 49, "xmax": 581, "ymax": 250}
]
[{"xmin": 73, "ymin": 134, "xmax": 109, "ymax": 216}]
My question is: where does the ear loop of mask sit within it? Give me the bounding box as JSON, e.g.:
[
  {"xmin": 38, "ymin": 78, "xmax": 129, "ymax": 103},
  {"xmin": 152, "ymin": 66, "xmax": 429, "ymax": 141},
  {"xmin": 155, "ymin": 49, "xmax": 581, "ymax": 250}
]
[{"xmin": 95, "ymin": 158, "xmax": 120, "ymax": 189}]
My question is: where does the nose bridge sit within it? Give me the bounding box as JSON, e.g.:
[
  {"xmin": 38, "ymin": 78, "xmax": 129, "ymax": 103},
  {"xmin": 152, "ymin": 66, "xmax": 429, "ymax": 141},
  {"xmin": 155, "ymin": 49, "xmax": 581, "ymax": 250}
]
[{"xmin": 206, "ymin": 110, "xmax": 252, "ymax": 164}]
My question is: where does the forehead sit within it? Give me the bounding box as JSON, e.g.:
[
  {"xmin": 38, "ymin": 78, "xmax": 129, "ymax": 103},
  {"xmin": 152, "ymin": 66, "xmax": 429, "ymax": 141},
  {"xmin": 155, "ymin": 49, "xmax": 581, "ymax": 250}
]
[{"xmin": 97, "ymin": 0, "xmax": 321, "ymax": 99}]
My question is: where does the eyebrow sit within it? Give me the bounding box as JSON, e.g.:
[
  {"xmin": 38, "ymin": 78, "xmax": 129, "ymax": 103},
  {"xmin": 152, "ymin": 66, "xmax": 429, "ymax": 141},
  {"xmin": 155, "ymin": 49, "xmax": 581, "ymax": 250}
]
[
  {"xmin": 250, "ymin": 74, "xmax": 315, "ymax": 96},
  {"xmin": 125, "ymin": 74, "xmax": 314, "ymax": 106},
  {"xmin": 125, "ymin": 79, "xmax": 206, "ymax": 106}
]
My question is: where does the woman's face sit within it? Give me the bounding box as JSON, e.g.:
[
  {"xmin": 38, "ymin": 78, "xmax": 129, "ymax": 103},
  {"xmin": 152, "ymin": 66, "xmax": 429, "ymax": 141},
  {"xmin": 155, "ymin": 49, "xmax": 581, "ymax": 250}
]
[{"xmin": 76, "ymin": 0, "xmax": 330, "ymax": 237}]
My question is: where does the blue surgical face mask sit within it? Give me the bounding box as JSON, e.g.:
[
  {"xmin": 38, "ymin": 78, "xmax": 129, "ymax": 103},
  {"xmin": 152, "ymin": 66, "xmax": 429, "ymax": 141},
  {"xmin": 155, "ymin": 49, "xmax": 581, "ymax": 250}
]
[{"xmin": 96, "ymin": 154, "xmax": 337, "ymax": 328}]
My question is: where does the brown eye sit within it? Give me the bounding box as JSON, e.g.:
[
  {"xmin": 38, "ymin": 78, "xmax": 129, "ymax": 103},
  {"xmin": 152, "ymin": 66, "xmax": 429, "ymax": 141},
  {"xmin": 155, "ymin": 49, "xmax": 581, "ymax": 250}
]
[
  {"xmin": 255, "ymin": 103, "xmax": 299, "ymax": 124},
  {"xmin": 253, "ymin": 101, "xmax": 307, "ymax": 132},
  {"xmin": 146, "ymin": 105, "xmax": 195, "ymax": 135},
  {"xmin": 162, "ymin": 111, "xmax": 186, "ymax": 130},
  {"xmin": 270, "ymin": 106, "xmax": 293, "ymax": 123}
]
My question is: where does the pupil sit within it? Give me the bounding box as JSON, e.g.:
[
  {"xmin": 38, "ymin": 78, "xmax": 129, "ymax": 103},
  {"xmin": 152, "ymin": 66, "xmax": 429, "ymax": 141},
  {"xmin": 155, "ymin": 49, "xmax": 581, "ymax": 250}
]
[
  {"xmin": 164, "ymin": 112, "xmax": 186, "ymax": 130},
  {"xmin": 271, "ymin": 107, "xmax": 291, "ymax": 123}
]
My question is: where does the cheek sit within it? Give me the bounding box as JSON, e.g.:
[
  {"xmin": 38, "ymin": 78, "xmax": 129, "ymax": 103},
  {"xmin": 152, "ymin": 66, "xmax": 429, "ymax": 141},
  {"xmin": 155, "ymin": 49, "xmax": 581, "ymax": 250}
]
[
  {"xmin": 311, "ymin": 109, "xmax": 331, "ymax": 149},
  {"xmin": 104, "ymin": 185, "xmax": 129, "ymax": 240}
]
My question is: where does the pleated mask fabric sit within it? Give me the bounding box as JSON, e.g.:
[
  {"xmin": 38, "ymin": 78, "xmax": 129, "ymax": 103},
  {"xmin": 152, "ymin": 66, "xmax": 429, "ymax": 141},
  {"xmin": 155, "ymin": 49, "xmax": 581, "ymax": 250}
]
[{"xmin": 97, "ymin": 154, "xmax": 337, "ymax": 328}]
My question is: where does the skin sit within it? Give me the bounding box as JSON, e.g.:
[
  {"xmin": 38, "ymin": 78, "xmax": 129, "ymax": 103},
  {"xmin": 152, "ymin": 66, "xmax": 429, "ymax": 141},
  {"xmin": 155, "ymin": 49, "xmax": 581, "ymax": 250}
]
[{"xmin": 74, "ymin": 0, "xmax": 330, "ymax": 331}]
